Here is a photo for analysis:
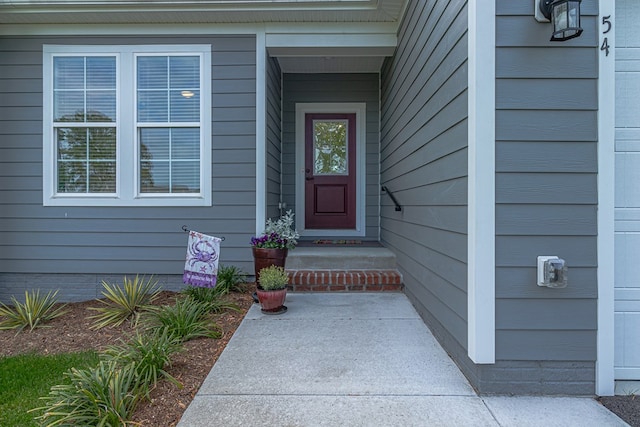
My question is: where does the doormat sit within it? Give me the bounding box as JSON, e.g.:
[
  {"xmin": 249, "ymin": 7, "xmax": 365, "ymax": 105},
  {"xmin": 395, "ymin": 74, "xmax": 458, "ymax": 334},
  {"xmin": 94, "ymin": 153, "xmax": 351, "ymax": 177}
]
[{"xmin": 313, "ymin": 239, "xmax": 362, "ymax": 245}]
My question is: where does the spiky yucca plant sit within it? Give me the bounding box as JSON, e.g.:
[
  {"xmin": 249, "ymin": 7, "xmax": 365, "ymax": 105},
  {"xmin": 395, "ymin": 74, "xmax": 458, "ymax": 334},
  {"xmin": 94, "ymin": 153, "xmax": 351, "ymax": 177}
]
[
  {"xmin": 90, "ymin": 275, "xmax": 161, "ymax": 329},
  {"xmin": 101, "ymin": 328, "xmax": 183, "ymax": 395},
  {"xmin": 34, "ymin": 360, "xmax": 143, "ymax": 427},
  {"xmin": 0, "ymin": 289, "xmax": 67, "ymax": 333}
]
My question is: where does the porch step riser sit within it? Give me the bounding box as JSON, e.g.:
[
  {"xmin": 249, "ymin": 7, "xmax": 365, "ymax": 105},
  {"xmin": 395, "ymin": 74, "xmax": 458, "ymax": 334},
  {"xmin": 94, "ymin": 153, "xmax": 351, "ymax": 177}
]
[
  {"xmin": 287, "ymin": 247, "xmax": 397, "ymax": 270},
  {"xmin": 286, "ymin": 269, "xmax": 403, "ymax": 292}
]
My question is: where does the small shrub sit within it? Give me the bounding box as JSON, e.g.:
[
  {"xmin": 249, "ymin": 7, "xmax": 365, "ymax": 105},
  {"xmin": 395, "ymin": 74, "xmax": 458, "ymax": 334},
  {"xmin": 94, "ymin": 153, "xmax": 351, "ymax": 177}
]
[
  {"xmin": 214, "ymin": 264, "xmax": 247, "ymax": 295},
  {"xmin": 101, "ymin": 328, "xmax": 182, "ymax": 394},
  {"xmin": 90, "ymin": 275, "xmax": 161, "ymax": 329},
  {"xmin": 258, "ymin": 266, "xmax": 289, "ymax": 290},
  {"xmin": 181, "ymin": 285, "xmax": 220, "ymax": 305},
  {"xmin": 145, "ymin": 297, "xmax": 222, "ymax": 342},
  {"xmin": 180, "ymin": 287, "xmax": 241, "ymax": 314},
  {"xmin": 0, "ymin": 290, "xmax": 67, "ymax": 333},
  {"xmin": 34, "ymin": 360, "xmax": 143, "ymax": 427}
]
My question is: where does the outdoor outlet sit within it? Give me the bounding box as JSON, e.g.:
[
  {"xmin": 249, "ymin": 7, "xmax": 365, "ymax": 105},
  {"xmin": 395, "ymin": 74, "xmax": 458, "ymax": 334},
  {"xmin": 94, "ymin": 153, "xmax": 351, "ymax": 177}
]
[{"xmin": 537, "ymin": 256, "xmax": 568, "ymax": 288}]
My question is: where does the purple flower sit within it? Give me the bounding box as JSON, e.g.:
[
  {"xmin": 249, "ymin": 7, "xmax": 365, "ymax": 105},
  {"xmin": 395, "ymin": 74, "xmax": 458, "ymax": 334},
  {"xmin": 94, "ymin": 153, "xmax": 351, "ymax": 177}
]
[{"xmin": 251, "ymin": 211, "xmax": 299, "ymax": 249}]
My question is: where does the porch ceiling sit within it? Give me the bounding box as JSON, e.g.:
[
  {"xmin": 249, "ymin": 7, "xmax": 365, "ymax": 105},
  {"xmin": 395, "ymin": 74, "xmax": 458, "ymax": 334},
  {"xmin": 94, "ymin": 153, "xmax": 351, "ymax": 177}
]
[
  {"xmin": 0, "ymin": 0, "xmax": 408, "ymax": 25},
  {"xmin": 268, "ymin": 33, "xmax": 396, "ymax": 73}
]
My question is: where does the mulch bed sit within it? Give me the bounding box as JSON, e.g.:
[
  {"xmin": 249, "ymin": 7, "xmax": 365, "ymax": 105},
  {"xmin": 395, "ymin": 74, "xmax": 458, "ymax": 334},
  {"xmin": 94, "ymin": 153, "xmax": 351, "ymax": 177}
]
[
  {"xmin": 0, "ymin": 288, "xmax": 255, "ymax": 427},
  {"xmin": 599, "ymin": 395, "xmax": 640, "ymax": 426},
  {"xmin": 3, "ymin": 287, "xmax": 638, "ymax": 426}
]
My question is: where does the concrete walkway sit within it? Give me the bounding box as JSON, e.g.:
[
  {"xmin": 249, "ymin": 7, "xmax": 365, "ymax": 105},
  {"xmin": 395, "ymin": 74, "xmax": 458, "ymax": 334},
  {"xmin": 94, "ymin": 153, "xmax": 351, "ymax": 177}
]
[{"xmin": 177, "ymin": 293, "xmax": 628, "ymax": 427}]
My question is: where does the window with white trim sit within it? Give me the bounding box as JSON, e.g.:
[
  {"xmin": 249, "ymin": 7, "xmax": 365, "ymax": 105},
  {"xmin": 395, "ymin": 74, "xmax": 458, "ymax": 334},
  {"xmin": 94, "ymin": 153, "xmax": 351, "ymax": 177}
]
[{"xmin": 43, "ymin": 45, "xmax": 211, "ymax": 206}]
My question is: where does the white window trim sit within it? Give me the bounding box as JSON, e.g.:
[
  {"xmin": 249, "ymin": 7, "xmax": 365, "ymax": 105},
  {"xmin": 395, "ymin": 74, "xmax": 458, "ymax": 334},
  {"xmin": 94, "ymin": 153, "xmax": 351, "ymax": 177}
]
[{"xmin": 43, "ymin": 44, "xmax": 211, "ymax": 207}]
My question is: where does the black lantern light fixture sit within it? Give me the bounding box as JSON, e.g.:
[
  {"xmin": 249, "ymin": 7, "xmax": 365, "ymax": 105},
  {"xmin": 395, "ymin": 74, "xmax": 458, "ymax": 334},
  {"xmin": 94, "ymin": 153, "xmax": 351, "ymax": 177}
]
[{"xmin": 535, "ymin": 0, "xmax": 583, "ymax": 42}]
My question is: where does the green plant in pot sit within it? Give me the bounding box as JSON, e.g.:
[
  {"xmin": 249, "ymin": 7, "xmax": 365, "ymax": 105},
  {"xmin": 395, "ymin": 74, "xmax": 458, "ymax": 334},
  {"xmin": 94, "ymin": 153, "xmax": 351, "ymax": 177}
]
[
  {"xmin": 251, "ymin": 210, "xmax": 299, "ymax": 288},
  {"xmin": 256, "ymin": 265, "xmax": 289, "ymax": 314}
]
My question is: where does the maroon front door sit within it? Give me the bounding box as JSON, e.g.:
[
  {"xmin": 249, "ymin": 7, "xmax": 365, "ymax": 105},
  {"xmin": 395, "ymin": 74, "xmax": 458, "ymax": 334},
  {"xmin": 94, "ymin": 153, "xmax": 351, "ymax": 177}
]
[{"xmin": 304, "ymin": 113, "xmax": 356, "ymax": 229}]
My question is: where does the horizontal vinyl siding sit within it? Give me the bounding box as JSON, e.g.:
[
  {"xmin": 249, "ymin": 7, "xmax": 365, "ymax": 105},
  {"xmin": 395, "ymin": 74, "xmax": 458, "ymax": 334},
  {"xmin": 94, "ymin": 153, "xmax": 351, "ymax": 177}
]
[
  {"xmin": 493, "ymin": 0, "xmax": 599, "ymax": 381},
  {"xmin": 0, "ymin": 35, "xmax": 257, "ymax": 292},
  {"xmin": 380, "ymin": 0, "xmax": 468, "ymax": 349},
  {"xmin": 266, "ymin": 55, "xmax": 282, "ymax": 220},
  {"xmin": 281, "ymin": 73, "xmax": 380, "ymax": 239}
]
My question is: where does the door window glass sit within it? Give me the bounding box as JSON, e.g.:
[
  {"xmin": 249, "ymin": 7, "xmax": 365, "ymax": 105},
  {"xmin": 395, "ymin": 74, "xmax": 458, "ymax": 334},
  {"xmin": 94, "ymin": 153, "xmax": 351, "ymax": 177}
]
[{"xmin": 313, "ymin": 119, "xmax": 348, "ymax": 175}]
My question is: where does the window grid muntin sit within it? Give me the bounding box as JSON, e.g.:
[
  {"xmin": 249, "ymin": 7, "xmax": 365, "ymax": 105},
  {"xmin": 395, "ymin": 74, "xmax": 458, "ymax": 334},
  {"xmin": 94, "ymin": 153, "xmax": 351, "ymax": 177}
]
[
  {"xmin": 43, "ymin": 44, "xmax": 211, "ymax": 206},
  {"xmin": 135, "ymin": 53, "xmax": 203, "ymax": 195},
  {"xmin": 52, "ymin": 54, "xmax": 118, "ymax": 194}
]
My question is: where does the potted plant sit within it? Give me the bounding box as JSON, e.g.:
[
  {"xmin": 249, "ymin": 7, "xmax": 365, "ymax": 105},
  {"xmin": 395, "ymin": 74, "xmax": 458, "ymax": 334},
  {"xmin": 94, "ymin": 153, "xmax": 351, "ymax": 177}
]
[
  {"xmin": 256, "ymin": 265, "xmax": 289, "ymax": 314},
  {"xmin": 250, "ymin": 210, "xmax": 299, "ymax": 287}
]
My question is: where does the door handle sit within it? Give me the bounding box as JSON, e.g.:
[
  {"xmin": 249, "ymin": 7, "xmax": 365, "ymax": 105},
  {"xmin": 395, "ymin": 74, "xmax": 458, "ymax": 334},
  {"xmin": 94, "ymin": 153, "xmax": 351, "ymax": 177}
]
[
  {"xmin": 305, "ymin": 168, "xmax": 313, "ymax": 181},
  {"xmin": 306, "ymin": 176, "xmax": 314, "ymax": 181}
]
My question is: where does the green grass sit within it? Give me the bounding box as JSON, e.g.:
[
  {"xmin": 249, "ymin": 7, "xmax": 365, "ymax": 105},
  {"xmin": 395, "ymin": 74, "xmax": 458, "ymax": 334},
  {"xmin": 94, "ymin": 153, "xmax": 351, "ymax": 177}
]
[{"xmin": 0, "ymin": 351, "xmax": 99, "ymax": 427}]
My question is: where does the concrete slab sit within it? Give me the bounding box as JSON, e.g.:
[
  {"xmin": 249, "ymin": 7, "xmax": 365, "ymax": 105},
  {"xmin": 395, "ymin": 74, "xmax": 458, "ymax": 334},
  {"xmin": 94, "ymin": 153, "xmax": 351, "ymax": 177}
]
[
  {"xmin": 245, "ymin": 292, "xmax": 421, "ymax": 320},
  {"xmin": 180, "ymin": 395, "xmax": 499, "ymax": 427},
  {"xmin": 199, "ymin": 314, "xmax": 474, "ymax": 396},
  {"xmin": 482, "ymin": 396, "xmax": 629, "ymax": 427},
  {"xmin": 177, "ymin": 293, "xmax": 630, "ymax": 427}
]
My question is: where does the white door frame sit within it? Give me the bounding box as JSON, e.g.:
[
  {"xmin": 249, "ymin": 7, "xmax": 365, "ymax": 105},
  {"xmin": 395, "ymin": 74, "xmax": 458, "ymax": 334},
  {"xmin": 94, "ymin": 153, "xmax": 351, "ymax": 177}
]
[{"xmin": 294, "ymin": 102, "xmax": 366, "ymax": 237}]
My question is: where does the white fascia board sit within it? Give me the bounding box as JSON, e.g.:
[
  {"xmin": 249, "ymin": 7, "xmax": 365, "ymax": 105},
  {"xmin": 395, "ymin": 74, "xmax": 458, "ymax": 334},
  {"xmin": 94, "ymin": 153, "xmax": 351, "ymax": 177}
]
[
  {"xmin": 0, "ymin": 0, "xmax": 378, "ymax": 9},
  {"xmin": 596, "ymin": 0, "xmax": 616, "ymax": 397},
  {"xmin": 467, "ymin": 0, "xmax": 496, "ymax": 364},
  {"xmin": 0, "ymin": 22, "xmax": 261, "ymax": 36}
]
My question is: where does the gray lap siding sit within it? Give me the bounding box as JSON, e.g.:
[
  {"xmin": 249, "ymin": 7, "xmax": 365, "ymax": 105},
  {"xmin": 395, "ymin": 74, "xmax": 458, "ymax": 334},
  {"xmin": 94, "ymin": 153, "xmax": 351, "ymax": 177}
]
[{"xmin": 0, "ymin": 35, "xmax": 257, "ymax": 302}]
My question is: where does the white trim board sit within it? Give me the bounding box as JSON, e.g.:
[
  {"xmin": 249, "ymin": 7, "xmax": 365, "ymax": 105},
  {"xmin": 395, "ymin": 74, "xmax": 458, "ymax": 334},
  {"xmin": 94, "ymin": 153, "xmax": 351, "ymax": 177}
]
[
  {"xmin": 294, "ymin": 103, "xmax": 367, "ymax": 237},
  {"xmin": 597, "ymin": 0, "xmax": 615, "ymax": 396},
  {"xmin": 595, "ymin": 0, "xmax": 616, "ymax": 396},
  {"xmin": 467, "ymin": 0, "xmax": 496, "ymax": 364},
  {"xmin": 255, "ymin": 31, "xmax": 268, "ymax": 236}
]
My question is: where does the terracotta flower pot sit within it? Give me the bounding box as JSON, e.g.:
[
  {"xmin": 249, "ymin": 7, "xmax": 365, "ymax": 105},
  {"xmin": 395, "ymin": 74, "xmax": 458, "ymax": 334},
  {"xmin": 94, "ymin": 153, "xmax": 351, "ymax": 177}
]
[
  {"xmin": 252, "ymin": 247, "xmax": 288, "ymax": 287},
  {"xmin": 256, "ymin": 287, "xmax": 287, "ymax": 313}
]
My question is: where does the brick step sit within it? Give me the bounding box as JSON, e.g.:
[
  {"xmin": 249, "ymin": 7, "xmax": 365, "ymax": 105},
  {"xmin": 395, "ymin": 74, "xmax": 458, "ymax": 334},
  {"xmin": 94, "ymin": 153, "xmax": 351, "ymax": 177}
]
[{"xmin": 286, "ymin": 269, "xmax": 403, "ymax": 292}]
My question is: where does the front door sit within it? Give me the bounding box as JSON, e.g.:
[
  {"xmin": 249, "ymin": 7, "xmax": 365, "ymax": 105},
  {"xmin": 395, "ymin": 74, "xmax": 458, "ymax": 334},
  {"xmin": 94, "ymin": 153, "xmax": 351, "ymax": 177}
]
[{"xmin": 304, "ymin": 113, "xmax": 356, "ymax": 229}]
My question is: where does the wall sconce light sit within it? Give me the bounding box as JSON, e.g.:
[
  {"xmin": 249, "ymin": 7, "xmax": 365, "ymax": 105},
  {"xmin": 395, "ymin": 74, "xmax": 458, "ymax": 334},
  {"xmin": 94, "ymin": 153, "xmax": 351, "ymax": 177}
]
[{"xmin": 535, "ymin": 0, "xmax": 583, "ymax": 42}]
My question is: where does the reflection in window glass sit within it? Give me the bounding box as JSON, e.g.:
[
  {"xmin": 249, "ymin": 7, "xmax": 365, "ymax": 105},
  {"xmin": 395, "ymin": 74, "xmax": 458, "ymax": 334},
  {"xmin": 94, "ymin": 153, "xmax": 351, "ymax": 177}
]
[
  {"xmin": 56, "ymin": 127, "xmax": 116, "ymax": 193},
  {"xmin": 45, "ymin": 46, "xmax": 209, "ymax": 204},
  {"xmin": 139, "ymin": 128, "xmax": 200, "ymax": 193},
  {"xmin": 313, "ymin": 120, "xmax": 347, "ymax": 175},
  {"xmin": 53, "ymin": 56, "xmax": 116, "ymax": 122},
  {"xmin": 137, "ymin": 55, "xmax": 200, "ymax": 123},
  {"xmin": 137, "ymin": 55, "xmax": 201, "ymax": 194},
  {"xmin": 53, "ymin": 55, "xmax": 116, "ymax": 193}
]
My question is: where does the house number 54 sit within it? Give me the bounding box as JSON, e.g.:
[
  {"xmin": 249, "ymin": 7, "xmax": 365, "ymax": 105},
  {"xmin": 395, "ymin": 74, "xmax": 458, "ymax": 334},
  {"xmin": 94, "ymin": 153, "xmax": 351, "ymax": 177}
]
[{"xmin": 601, "ymin": 15, "xmax": 612, "ymax": 56}]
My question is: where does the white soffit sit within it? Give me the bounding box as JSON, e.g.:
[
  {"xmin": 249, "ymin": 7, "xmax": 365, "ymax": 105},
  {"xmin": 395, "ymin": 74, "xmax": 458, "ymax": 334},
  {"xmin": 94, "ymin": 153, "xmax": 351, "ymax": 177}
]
[
  {"xmin": 276, "ymin": 56, "xmax": 385, "ymax": 73},
  {"xmin": 266, "ymin": 31, "xmax": 396, "ymax": 72}
]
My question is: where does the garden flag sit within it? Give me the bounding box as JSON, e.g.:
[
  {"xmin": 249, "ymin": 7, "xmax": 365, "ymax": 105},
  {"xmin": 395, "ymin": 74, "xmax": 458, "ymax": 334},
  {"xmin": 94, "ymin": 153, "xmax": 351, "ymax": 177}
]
[{"xmin": 183, "ymin": 231, "xmax": 221, "ymax": 288}]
